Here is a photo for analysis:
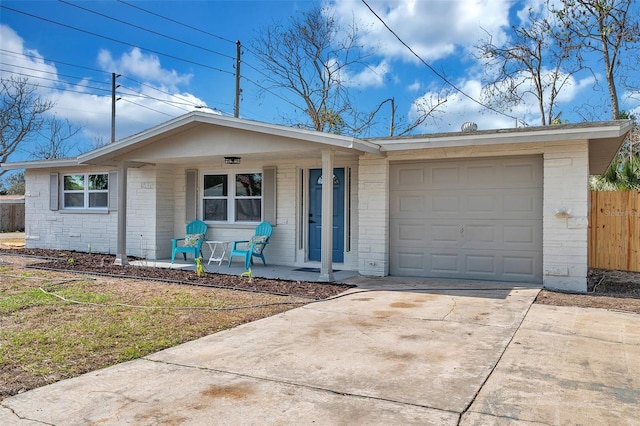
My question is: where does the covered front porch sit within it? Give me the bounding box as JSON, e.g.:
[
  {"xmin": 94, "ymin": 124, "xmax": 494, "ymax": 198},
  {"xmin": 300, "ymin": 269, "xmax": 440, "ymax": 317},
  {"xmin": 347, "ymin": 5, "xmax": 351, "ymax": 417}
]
[{"xmin": 76, "ymin": 112, "xmax": 382, "ymax": 281}]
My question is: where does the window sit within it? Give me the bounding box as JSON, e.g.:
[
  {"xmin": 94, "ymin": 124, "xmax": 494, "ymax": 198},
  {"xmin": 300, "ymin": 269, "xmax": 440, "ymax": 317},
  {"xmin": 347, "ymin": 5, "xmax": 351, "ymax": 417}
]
[
  {"xmin": 203, "ymin": 172, "xmax": 262, "ymax": 222},
  {"xmin": 63, "ymin": 173, "xmax": 108, "ymax": 209}
]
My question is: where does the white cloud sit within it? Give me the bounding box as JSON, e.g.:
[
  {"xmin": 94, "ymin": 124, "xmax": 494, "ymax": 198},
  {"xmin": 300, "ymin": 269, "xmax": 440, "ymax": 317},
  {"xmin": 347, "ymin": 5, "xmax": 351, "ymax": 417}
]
[
  {"xmin": 407, "ymin": 80, "xmax": 421, "ymax": 92},
  {"xmin": 330, "ymin": 0, "xmax": 512, "ymax": 63},
  {"xmin": 0, "ymin": 25, "xmax": 59, "ymax": 90},
  {"xmin": 407, "ymin": 78, "xmax": 517, "ymax": 133},
  {"xmin": 340, "ymin": 60, "xmax": 390, "ymax": 88},
  {"xmin": 1, "ymin": 26, "xmax": 208, "ymax": 157},
  {"xmin": 97, "ymin": 48, "xmax": 193, "ymax": 90}
]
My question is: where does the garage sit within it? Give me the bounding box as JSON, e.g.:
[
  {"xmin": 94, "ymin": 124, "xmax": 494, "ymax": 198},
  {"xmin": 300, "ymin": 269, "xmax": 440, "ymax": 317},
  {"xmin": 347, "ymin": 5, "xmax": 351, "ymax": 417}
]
[{"xmin": 389, "ymin": 156, "xmax": 543, "ymax": 283}]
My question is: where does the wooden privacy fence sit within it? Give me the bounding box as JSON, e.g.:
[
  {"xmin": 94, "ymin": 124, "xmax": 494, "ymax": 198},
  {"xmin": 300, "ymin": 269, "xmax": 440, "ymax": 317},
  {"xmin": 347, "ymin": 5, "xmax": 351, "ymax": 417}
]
[
  {"xmin": 589, "ymin": 191, "xmax": 640, "ymax": 272},
  {"xmin": 0, "ymin": 196, "xmax": 25, "ymax": 232}
]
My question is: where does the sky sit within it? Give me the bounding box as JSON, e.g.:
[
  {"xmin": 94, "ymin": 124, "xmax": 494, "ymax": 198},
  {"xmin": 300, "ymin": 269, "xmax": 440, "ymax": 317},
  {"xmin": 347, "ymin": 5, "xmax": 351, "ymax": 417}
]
[{"xmin": 1, "ymin": 0, "xmax": 639, "ymax": 163}]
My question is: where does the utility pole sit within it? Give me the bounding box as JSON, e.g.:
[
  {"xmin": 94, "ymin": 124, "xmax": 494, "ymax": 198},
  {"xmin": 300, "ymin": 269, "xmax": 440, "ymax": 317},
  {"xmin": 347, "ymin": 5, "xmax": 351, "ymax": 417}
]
[
  {"xmin": 111, "ymin": 73, "xmax": 120, "ymax": 143},
  {"xmin": 234, "ymin": 40, "xmax": 241, "ymax": 118}
]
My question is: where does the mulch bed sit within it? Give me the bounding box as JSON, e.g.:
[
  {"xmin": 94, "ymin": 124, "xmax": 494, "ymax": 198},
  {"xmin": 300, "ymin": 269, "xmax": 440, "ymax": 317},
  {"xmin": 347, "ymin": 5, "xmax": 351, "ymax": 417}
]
[
  {"xmin": 2, "ymin": 247, "xmax": 640, "ymax": 312},
  {"xmin": 0, "ymin": 248, "xmax": 353, "ymax": 300}
]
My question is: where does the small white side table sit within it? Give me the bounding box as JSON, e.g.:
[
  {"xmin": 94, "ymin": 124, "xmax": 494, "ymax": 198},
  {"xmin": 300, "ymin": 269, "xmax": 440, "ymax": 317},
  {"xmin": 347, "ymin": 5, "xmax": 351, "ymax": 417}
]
[{"xmin": 204, "ymin": 240, "xmax": 231, "ymax": 265}]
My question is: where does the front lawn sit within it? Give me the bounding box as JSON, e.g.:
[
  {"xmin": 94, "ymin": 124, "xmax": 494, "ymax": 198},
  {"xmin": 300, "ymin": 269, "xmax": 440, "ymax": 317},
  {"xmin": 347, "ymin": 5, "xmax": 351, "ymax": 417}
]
[{"xmin": 0, "ymin": 256, "xmax": 308, "ymax": 399}]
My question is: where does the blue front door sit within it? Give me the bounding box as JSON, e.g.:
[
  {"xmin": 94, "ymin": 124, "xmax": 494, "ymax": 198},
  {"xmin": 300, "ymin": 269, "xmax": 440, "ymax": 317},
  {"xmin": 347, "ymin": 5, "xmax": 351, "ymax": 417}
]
[{"xmin": 309, "ymin": 168, "xmax": 345, "ymax": 262}]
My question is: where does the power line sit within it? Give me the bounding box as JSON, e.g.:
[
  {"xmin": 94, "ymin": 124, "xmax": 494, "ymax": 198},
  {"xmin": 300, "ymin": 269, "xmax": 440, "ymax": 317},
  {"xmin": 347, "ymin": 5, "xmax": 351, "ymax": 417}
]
[
  {"xmin": 360, "ymin": 0, "xmax": 519, "ymax": 122},
  {"xmin": 1, "ymin": 4, "xmax": 317, "ymax": 126},
  {"xmin": 240, "ymin": 75, "xmax": 305, "ymax": 112},
  {"xmin": 0, "ymin": 4, "xmax": 235, "ymax": 77},
  {"xmin": 58, "ymin": 0, "xmax": 236, "ymax": 61},
  {"xmin": 116, "ymin": 0, "xmax": 236, "ymax": 45},
  {"xmin": 0, "ymin": 62, "xmax": 110, "ymax": 87},
  {"xmin": 1, "ymin": 49, "xmax": 235, "ymax": 116},
  {"xmin": 118, "ymin": 85, "xmax": 195, "ymax": 110},
  {"xmin": 0, "ymin": 68, "xmax": 112, "ymax": 93},
  {"xmin": 0, "ymin": 48, "xmax": 110, "ymax": 76},
  {"xmin": 119, "ymin": 97, "xmax": 174, "ymax": 117}
]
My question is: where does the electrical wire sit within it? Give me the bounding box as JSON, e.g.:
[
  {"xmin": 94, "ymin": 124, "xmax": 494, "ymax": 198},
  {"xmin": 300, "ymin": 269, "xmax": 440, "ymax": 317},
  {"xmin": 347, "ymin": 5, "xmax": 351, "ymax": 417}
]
[
  {"xmin": 0, "ymin": 69, "xmax": 111, "ymax": 95},
  {"xmin": 0, "ymin": 68, "xmax": 110, "ymax": 92},
  {"xmin": 116, "ymin": 0, "xmax": 237, "ymax": 45},
  {"xmin": 0, "ymin": 4, "xmax": 235, "ymax": 76},
  {"xmin": 119, "ymin": 97, "xmax": 176, "ymax": 117},
  {"xmin": 117, "ymin": 85, "xmax": 200, "ymax": 108},
  {"xmin": 112, "ymin": 0, "xmax": 313, "ymax": 114},
  {"xmin": 360, "ymin": 0, "xmax": 520, "ymax": 122},
  {"xmin": 0, "ymin": 52, "xmax": 217, "ymax": 114},
  {"xmin": 58, "ymin": 0, "xmax": 236, "ymax": 61},
  {"xmin": 0, "ymin": 61, "xmax": 110, "ymax": 86},
  {"xmin": 0, "ymin": 48, "xmax": 110, "ymax": 76},
  {"xmin": 0, "ymin": 10, "xmax": 300, "ymax": 123}
]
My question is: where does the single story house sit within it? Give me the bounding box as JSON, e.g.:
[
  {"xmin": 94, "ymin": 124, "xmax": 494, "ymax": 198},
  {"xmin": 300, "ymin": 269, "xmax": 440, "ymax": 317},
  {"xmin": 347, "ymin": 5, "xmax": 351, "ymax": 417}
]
[{"xmin": 1, "ymin": 112, "xmax": 633, "ymax": 292}]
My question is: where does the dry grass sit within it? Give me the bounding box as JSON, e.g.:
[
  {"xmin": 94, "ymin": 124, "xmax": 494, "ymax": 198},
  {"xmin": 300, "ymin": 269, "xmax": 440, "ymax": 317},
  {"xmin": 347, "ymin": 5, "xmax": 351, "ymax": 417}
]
[{"xmin": 0, "ymin": 255, "xmax": 308, "ymax": 400}]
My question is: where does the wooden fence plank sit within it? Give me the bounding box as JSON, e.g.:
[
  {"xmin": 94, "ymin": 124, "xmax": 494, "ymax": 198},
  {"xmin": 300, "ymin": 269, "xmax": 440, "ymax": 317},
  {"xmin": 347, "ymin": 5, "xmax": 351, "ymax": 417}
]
[{"xmin": 589, "ymin": 191, "xmax": 640, "ymax": 272}]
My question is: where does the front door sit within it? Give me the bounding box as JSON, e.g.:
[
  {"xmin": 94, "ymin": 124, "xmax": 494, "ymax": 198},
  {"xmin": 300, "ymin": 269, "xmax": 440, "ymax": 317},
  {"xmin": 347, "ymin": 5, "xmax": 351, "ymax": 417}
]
[{"xmin": 309, "ymin": 168, "xmax": 345, "ymax": 262}]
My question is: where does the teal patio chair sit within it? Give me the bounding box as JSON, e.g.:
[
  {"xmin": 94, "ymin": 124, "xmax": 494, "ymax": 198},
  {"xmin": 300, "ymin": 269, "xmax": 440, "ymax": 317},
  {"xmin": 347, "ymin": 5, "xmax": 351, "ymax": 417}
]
[
  {"xmin": 228, "ymin": 222, "xmax": 273, "ymax": 270},
  {"xmin": 171, "ymin": 220, "xmax": 208, "ymax": 263}
]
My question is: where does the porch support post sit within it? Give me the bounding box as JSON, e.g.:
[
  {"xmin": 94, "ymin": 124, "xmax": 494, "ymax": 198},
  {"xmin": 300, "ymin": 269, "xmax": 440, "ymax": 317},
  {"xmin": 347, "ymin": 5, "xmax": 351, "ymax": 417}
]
[
  {"xmin": 319, "ymin": 150, "xmax": 334, "ymax": 282},
  {"xmin": 114, "ymin": 162, "xmax": 129, "ymax": 266}
]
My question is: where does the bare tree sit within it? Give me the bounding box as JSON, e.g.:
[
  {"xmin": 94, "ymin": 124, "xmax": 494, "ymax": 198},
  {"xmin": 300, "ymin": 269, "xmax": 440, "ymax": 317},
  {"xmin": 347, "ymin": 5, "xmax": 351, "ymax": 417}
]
[
  {"xmin": 251, "ymin": 6, "xmax": 368, "ymax": 134},
  {"xmin": 553, "ymin": 0, "xmax": 639, "ymax": 119},
  {"xmin": 31, "ymin": 117, "xmax": 81, "ymax": 160},
  {"xmin": 477, "ymin": 7, "xmax": 582, "ymax": 125},
  {"xmin": 0, "ymin": 76, "xmax": 54, "ymax": 176}
]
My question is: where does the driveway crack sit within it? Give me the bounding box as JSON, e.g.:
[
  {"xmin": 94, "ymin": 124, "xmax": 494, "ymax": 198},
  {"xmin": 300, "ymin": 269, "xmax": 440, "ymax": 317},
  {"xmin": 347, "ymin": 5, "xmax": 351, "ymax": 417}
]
[
  {"xmin": 442, "ymin": 298, "xmax": 457, "ymax": 320},
  {"xmin": 456, "ymin": 293, "xmax": 538, "ymax": 425},
  {"xmin": 1, "ymin": 402, "xmax": 54, "ymax": 425},
  {"xmin": 144, "ymin": 357, "xmax": 460, "ymax": 418}
]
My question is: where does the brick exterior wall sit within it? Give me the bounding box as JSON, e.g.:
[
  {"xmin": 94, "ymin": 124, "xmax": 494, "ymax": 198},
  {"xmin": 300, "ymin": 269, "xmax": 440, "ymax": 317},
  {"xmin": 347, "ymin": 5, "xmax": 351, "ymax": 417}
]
[
  {"xmin": 21, "ymin": 138, "xmax": 591, "ymax": 291},
  {"xmin": 24, "ymin": 167, "xmax": 118, "ymax": 254},
  {"xmin": 542, "ymin": 141, "xmax": 590, "ymax": 292},
  {"xmin": 357, "ymin": 154, "xmax": 389, "ymax": 276}
]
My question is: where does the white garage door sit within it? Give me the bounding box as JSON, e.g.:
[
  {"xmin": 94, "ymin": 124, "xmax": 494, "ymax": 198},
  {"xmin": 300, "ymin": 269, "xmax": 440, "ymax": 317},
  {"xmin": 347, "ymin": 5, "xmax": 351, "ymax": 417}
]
[{"xmin": 390, "ymin": 156, "xmax": 543, "ymax": 283}]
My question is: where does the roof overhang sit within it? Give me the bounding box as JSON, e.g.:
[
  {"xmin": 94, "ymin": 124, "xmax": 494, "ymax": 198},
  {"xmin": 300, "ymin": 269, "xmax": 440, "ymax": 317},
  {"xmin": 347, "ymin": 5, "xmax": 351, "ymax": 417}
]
[
  {"xmin": 0, "ymin": 158, "xmax": 78, "ymax": 171},
  {"xmin": 372, "ymin": 120, "xmax": 634, "ymax": 175},
  {"xmin": 77, "ymin": 112, "xmax": 382, "ymax": 166}
]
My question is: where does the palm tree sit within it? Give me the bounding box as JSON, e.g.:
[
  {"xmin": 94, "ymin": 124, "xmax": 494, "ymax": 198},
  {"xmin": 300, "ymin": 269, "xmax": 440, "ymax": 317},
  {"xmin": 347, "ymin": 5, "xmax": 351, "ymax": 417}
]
[{"xmin": 590, "ymin": 155, "xmax": 640, "ymax": 190}]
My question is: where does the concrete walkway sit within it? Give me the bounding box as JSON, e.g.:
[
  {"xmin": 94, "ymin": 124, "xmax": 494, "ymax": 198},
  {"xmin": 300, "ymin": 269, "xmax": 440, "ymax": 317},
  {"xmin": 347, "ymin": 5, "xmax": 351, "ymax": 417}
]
[{"xmin": 1, "ymin": 279, "xmax": 639, "ymax": 425}]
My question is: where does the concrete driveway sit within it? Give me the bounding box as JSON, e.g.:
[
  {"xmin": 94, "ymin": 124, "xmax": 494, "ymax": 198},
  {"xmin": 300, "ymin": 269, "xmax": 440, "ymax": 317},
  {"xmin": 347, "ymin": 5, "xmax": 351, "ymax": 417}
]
[{"xmin": 1, "ymin": 278, "xmax": 638, "ymax": 425}]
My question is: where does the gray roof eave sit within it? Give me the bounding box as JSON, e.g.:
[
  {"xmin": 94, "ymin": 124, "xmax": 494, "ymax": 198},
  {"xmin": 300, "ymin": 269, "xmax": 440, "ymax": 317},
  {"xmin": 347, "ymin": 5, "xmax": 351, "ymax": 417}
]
[
  {"xmin": 374, "ymin": 120, "xmax": 634, "ymax": 151},
  {"xmin": 1, "ymin": 158, "xmax": 79, "ymax": 171}
]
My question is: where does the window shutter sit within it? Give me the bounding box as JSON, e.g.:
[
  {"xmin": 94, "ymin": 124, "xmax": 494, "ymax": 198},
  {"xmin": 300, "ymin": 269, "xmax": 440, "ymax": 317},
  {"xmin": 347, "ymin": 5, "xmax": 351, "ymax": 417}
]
[
  {"xmin": 49, "ymin": 172, "xmax": 59, "ymax": 211},
  {"xmin": 185, "ymin": 169, "xmax": 197, "ymax": 221},
  {"xmin": 108, "ymin": 171, "xmax": 118, "ymax": 212},
  {"xmin": 263, "ymin": 166, "xmax": 276, "ymax": 225}
]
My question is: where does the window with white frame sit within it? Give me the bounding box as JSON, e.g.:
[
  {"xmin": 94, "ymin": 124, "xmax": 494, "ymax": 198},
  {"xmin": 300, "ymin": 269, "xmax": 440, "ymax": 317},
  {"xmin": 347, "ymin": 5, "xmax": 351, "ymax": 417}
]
[
  {"xmin": 63, "ymin": 173, "xmax": 109, "ymax": 209},
  {"xmin": 203, "ymin": 172, "xmax": 262, "ymax": 222}
]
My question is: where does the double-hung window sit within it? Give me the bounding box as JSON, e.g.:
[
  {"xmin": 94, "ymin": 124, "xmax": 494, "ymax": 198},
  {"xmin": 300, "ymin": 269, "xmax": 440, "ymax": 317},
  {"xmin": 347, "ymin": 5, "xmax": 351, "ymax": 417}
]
[
  {"xmin": 63, "ymin": 173, "xmax": 109, "ymax": 209},
  {"xmin": 203, "ymin": 172, "xmax": 262, "ymax": 222}
]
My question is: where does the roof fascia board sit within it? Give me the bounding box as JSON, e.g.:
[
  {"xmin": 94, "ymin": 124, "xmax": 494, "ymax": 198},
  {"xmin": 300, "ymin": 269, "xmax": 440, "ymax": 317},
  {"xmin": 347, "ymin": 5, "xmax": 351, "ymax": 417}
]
[
  {"xmin": 378, "ymin": 121, "xmax": 634, "ymax": 151},
  {"xmin": 79, "ymin": 112, "xmax": 381, "ymax": 164},
  {"xmin": 1, "ymin": 158, "xmax": 79, "ymax": 170}
]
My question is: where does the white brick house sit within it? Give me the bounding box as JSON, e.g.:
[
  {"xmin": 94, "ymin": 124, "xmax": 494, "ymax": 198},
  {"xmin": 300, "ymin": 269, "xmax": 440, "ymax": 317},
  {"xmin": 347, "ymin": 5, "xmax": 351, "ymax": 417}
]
[{"xmin": 2, "ymin": 112, "xmax": 632, "ymax": 292}]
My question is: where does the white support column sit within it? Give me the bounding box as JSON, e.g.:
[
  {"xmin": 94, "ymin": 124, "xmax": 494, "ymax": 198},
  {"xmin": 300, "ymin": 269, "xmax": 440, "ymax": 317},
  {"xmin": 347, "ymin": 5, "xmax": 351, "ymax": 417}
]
[
  {"xmin": 319, "ymin": 150, "xmax": 334, "ymax": 282},
  {"xmin": 114, "ymin": 162, "xmax": 129, "ymax": 266}
]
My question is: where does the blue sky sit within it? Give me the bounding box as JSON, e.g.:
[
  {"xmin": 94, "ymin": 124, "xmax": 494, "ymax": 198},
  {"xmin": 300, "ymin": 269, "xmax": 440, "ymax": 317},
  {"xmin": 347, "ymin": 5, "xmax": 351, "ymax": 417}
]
[{"xmin": 1, "ymin": 0, "xmax": 639, "ymax": 163}]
